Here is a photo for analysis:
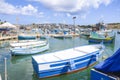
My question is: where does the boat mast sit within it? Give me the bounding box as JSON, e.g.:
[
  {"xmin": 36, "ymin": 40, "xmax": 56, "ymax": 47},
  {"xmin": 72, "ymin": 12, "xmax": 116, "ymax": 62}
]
[
  {"xmin": 73, "ymin": 16, "xmax": 76, "ymax": 49},
  {"xmin": 16, "ymin": 17, "xmax": 19, "ymax": 41},
  {"xmin": 4, "ymin": 58, "xmax": 7, "ymax": 80}
]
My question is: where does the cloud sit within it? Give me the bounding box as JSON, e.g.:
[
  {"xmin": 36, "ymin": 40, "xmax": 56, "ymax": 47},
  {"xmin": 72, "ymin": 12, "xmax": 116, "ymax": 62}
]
[
  {"xmin": 53, "ymin": 13, "xmax": 59, "ymax": 17},
  {"xmin": 0, "ymin": 0, "xmax": 18, "ymax": 15},
  {"xmin": 53, "ymin": 13, "xmax": 64, "ymax": 17},
  {"xmin": 66, "ymin": 13, "xmax": 71, "ymax": 17},
  {"xmin": 29, "ymin": 0, "xmax": 112, "ymax": 20},
  {"xmin": 20, "ymin": 4, "xmax": 38, "ymax": 15},
  {"xmin": 31, "ymin": 0, "xmax": 112, "ymax": 13},
  {"xmin": 0, "ymin": 0, "xmax": 44, "ymax": 17}
]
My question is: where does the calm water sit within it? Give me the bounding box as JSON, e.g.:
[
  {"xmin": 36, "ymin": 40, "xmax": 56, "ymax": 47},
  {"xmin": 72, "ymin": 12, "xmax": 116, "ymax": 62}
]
[{"xmin": 0, "ymin": 31, "xmax": 120, "ymax": 80}]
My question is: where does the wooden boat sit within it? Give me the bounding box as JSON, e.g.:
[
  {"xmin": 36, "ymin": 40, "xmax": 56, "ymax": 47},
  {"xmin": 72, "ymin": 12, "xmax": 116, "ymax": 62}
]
[
  {"xmin": 89, "ymin": 36, "xmax": 114, "ymax": 43},
  {"xmin": 53, "ymin": 34, "xmax": 73, "ymax": 39},
  {"xmin": 91, "ymin": 48, "xmax": 120, "ymax": 80},
  {"xmin": 53, "ymin": 34, "xmax": 65, "ymax": 39},
  {"xmin": 117, "ymin": 30, "xmax": 120, "ymax": 34},
  {"xmin": 18, "ymin": 33, "xmax": 40, "ymax": 40},
  {"xmin": 53, "ymin": 33, "xmax": 79, "ymax": 39},
  {"xmin": 80, "ymin": 28, "xmax": 91, "ymax": 37},
  {"xmin": 9, "ymin": 40, "xmax": 49, "ymax": 55},
  {"xmin": 89, "ymin": 31, "xmax": 115, "ymax": 43},
  {"xmin": 32, "ymin": 44, "xmax": 104, "ymax": 78}
]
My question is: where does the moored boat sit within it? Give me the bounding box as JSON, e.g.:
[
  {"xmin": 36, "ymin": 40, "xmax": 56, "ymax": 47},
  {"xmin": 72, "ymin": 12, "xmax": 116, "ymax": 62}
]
[
  {"xmin": 18, "ymin": 33, "xmax": 40, "ymax": 40},
  {"xmin": 117, "ymin": 30, "xmax": 120, "ymax": 34},
  {"xmin": 53, "ymin": 34, "xmax": 65, "ymax": 39},
  {"xmin": 32, "ymin": 44, "xmax": 104, "ymax": 78},
  {"xmin": 89, "ymin": 30, "xmax": 115, "ymax": 43},
  {"xmin": 53, "ymin": 33, "xmax": 79, "ymax": 39},
  {"xmin": 9, "ymin": 40, "xmax": 49, "ymax": 55},
  {"xmin": 91, "ymin": 48, "xmax": 120, "ymax": 80},
  {"xmin": 89, "ymin": 36, "xmax": 114, "ymax": 43}
]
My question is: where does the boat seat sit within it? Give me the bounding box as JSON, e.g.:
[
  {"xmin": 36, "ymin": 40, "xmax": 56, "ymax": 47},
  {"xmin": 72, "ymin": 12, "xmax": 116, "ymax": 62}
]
[
  {"xmin": 53, "ymin": 55, "xmax": 62, "ymax": 60},
  {"xmin": 74, "ymin": 49, "xmax": 88, "ymax": 54}
]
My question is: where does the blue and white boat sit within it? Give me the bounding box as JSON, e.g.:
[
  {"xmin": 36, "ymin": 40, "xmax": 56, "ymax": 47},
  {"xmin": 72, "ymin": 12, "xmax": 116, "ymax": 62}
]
[
  {"xmin": 32, "ymin": 44, "xmax": 104, "ymax": 78},
  {"xmin": 10, "ymin": 40, "xmax": 49, "ymax": 55},
  {"xmin": 18, "ymin": 33, "xmax": 40, "ymax": 40},
  {"xmin": 91, "ymin": 48, "xmax": 120, "ymax": 80}
]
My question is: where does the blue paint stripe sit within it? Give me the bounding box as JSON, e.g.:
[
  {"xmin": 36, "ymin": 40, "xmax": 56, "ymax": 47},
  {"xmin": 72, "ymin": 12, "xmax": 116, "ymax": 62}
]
[
  {"xmin": 37, "ymin": 60, "xmax": 96, "ymax": 78},
  {"xmin": 50, "ymin": 62, "xmax": 69, "ymax": 67},
  {"xmin": 50, "ymin": 54, "xmax": 97, "ymax": 67}
]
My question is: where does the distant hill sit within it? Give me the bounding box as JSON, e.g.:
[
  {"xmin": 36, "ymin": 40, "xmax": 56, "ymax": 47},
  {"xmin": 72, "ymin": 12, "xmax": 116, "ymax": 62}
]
[{"xmin": 107, "ymin": 23, "xmax": 120, "ymax": 29}]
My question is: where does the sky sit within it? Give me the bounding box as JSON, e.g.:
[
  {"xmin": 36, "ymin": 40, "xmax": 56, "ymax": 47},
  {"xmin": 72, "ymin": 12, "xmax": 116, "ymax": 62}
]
[{"xmin": 0, "ymin": 0, "xmax": 120, "ymax": 25}]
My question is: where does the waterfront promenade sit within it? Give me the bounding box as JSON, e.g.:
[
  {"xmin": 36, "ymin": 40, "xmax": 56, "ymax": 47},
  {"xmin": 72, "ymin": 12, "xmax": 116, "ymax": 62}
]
[{"xmin": 0, "ymin": 35, "xmax": 17, "ymax": 41}]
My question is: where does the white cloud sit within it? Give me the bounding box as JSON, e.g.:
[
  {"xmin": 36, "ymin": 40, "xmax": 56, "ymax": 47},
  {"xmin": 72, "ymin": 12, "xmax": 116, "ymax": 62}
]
[
  {"xmin": 66, "ymin": 13, "xmax": 71, "ymax": 17},
  {"xmin": 20, "ymin": 4, "xmax": 38, "ymax": 15},
  {"xmin": 53, "ymin": 13, "xmax": 65, "ymax": 17},
  {"xmin": 0, "ymin": 0, "xmax": 44, "ymax": 17},
  {"xmin": 0, "ymin": 1, "xmax": 18, "ymax": 14},
  {"xmin": 81, "ymin": 14, "xmax": 87, "ymax": 19},
  {"xmin": 53, "ymin": 13, "xmax": 59, "ymax": 17},
  {"xmin": 62, "ymin": 20, "xmax": 66, "ymax": 24},
  {"xmin": 29, "ymin": 0, "xmax": 112, "ymax": 20},
  {"xmin": 31, "ymin": 0, "xmax": 112, "ymax": 13},
  {"xmin": 37, "ymin": 12, "xmax": 44, "ymax": 18}
]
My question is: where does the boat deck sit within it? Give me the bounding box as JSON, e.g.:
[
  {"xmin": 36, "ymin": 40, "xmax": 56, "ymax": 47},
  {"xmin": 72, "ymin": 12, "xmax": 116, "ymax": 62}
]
[{"xmin": 32, "ymin": 45, "xmax": 99, "ymax": 63}]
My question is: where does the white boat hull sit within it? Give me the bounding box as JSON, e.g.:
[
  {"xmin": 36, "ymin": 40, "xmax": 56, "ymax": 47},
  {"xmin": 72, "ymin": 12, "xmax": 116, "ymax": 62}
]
[
  {"xmin": 32, "ymin": 44, "xmax": 104, "ymax": 78},
  {"xmin": 10, "ymin": 40, "xmax": 49, "ymax": 55}
]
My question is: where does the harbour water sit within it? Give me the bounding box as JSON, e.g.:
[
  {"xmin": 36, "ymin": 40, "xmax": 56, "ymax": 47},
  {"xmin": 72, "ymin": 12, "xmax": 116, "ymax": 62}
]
[{"xmin": 0, "ymin": 31, "xmax": 120, "ymax": 80}]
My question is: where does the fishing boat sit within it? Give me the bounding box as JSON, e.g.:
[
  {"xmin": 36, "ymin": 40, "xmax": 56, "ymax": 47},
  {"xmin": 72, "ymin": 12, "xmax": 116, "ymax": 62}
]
[
  {"xmin": 91, "ymin": 48, "xmax": 120, "ymax": 80},
  {"xmin": 53, "ymin": 34, "xmax": 65, "ymax": 39},
  {"xmin": 18, "ymin": 33, "xmax": 40, "ymax": 40},
  {"xmin": 53, "ymin": 34, "xmax": 73, "ymax": 39},
  {"xmin": 32, "ymin": 44, "xmax": 104, "ymax": 78},
  {"xmin": 117, "ymin": 30, "xmax": 120, "ymax": 34},
  {"xmin": 53, "ymin": 33, "xmax": 79, "ymax": 39},
  {"xmin": 80, "ymin": 28, "xmax": 92, "ymax": 37},
  {"xmin": 9, "ymin": 40, "xmax": 49, "ymax": 55},
  {"xmin": 89, "ymin": 30, "xmax": 115, "ymax": 43}
]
